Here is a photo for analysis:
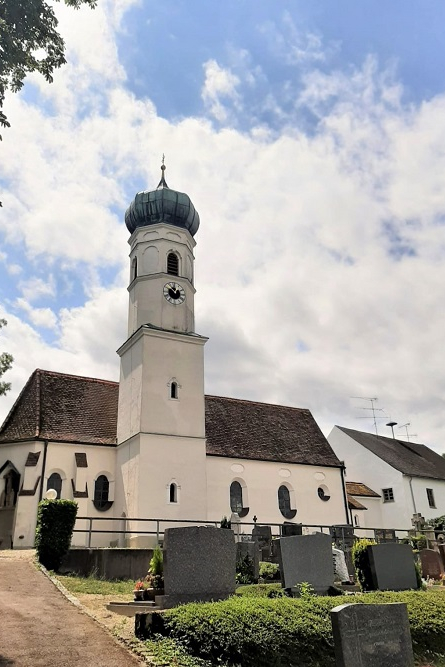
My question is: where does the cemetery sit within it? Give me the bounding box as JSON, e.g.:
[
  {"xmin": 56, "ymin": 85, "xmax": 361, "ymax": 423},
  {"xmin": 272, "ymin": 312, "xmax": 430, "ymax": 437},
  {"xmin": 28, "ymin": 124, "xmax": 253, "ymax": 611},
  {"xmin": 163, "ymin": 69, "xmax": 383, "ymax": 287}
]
[{"xmin": 38, "ymin": 500, "xmax": 445, "ymax": 667}]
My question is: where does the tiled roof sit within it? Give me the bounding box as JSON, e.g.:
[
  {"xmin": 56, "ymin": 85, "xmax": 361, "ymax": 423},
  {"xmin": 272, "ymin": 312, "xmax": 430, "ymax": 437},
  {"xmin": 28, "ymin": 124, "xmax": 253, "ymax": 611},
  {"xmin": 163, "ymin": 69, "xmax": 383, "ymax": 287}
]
[
  {"xmin": 205, "ymin": 395, "xmax": 341, "ymax": 466},
  {"xmin": 347, "ymin": 495, "xmax": 368, "ymax": 510},
  {"xmin": 0, "ymin": 370, "xmax": 341, "ymax": 467},
  {"xmin": 0, "ymin": 369, "xmax": 119, "ymax": 446},
  {"xmin": 346, "ymin": 481, "xmax": 380, "ymax": 498},
  {"xmin": 337, "ymin": 426, "xmax": 445, "ymax": 481}
]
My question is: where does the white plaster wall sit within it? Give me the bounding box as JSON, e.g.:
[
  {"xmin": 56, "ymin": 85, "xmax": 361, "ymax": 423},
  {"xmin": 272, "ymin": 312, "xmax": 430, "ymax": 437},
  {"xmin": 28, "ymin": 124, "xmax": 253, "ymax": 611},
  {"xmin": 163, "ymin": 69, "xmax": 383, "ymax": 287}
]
[
  {"xmin": 404, "ymin": 476, "xmax": 445, "ymax": 523},
  {"xmin": 206, "ymin": 456, "xmax": 349, "ymax": 529},
  {"xmin": 328, "ymin": 427, "xmax": 413, "ymax": 529},
  {"xmin": 349, "ymin": 497, "xmax": 383, "ymax": 538},
  {"xmin": 117, "ymin": 334, "xmax": 143, "ymax": 444}
]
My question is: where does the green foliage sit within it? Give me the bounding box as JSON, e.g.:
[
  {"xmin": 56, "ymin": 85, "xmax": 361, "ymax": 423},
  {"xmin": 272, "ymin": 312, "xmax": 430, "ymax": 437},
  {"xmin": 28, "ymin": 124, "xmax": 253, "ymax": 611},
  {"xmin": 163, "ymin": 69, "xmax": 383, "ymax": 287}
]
[
  {"xmin": 151, "ymin": 590, "xmax": 445, "ymax": 666},
  {"xmin": 56, "ymin": 574, "xmax": 135, "ymax": 595},
  {"xmin": 236, "ymin": 554, "xmax": 256, "ymax": 585},
  {"xmin": 132, "ymin": 636, "xmax": 213, "ymax": 667},
  {"xmin": 220, "ymin": 516, "xmax": 231, "ymax": 529},
  {"xmin": 351, "ymin": 538, "xmax": 376, "ymax": 591},
  {"xmin": 146, "ymin": 545, "xmax": 164, "ymax": 589},
  {"xmin": 0, "ymin": 319, "xmax": 13, "ymax": 395},
  {"xmin": 0, "ymin": 0, "xmax": 97, "ymax": 139},
  {"xmin": 295, "ymin": 581, "xmax": 315, "ymax": 599},
  {"xmin": 259, "ymin": 561, "xmax": 279, "ymax": 580},
  {"xmin": 35, "ymin": 499, "xmax": 78, "ymax": 571},
  {"xmin": 236, "ymin": 583, "xmax": 282, "ymax": 598}
]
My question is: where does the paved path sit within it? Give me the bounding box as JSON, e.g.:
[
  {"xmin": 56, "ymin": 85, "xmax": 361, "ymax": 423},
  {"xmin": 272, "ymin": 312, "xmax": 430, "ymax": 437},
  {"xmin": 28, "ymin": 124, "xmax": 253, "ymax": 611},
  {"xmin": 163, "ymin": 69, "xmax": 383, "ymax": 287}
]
[{"xmin": 0, "ymin": 551, "xmax": 143, "ymax": 667}]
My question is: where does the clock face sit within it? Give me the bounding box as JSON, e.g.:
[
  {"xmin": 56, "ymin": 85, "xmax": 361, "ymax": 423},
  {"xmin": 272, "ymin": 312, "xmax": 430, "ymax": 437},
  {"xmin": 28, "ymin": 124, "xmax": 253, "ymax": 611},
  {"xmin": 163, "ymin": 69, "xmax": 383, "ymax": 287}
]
[{"xmin": 163, "ymin": 282, "xmax": 186, "ymax": 305}]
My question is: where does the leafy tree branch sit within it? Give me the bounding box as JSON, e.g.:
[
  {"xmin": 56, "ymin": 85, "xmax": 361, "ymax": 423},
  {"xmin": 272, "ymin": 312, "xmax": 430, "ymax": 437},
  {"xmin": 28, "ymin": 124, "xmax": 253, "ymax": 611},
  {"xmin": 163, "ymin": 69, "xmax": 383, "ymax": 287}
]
[{"xmin": 0, "ymin": 319, "xmax": 13, "ymax": 395}]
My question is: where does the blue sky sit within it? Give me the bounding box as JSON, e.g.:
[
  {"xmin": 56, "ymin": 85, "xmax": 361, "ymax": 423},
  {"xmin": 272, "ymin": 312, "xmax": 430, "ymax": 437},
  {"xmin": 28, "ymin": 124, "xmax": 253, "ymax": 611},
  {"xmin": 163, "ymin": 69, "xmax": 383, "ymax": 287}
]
[{"xmin": 2, "ymin": 1, "xmax": 445, "ymax": 450}]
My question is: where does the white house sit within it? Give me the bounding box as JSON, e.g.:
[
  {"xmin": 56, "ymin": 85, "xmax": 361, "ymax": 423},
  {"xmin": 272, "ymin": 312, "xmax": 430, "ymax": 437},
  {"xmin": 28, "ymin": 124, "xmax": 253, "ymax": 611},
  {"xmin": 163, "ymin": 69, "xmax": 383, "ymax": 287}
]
[
  {"xmin": 329, "ymin": 425, "xmax": 445, "ymax": 532},
  {"xmin": 0, "ymin": 166, "xmax": 350, "ymax": 548}
]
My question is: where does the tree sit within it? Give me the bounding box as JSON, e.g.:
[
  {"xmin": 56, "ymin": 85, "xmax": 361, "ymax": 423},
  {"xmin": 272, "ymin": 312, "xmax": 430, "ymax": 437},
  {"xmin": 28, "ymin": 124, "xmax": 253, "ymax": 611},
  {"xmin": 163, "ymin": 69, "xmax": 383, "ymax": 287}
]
[
  {"xmin": 0, "ymin": 319, "xmax": 13, "ymax": 395},
  {"xmin": 0, "ymin": 0, "xmax": 97, "ymax": 139}
]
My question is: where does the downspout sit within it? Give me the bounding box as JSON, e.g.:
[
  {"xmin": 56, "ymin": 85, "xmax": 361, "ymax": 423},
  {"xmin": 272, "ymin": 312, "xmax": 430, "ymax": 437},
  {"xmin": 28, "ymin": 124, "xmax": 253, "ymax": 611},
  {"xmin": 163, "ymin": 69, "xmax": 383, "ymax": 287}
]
[
  {"xmin": 408, "ymin": 475, "xmax": 417, "ymax": 515},
  {"xmin": 38, "ymin": 440, "xmax": 48, "ymax": 502},
  {"xmin": 339, "ymin": 463, "xmax": 352, "ymax": 525}
]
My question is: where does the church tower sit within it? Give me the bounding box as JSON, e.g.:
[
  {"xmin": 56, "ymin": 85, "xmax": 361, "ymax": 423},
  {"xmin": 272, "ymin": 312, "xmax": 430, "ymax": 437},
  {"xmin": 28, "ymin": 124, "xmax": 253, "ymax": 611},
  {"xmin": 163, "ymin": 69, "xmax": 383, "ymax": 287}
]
[{"xmin": 115, "ymin": 163, "xmax": 208, "ymax": 542}]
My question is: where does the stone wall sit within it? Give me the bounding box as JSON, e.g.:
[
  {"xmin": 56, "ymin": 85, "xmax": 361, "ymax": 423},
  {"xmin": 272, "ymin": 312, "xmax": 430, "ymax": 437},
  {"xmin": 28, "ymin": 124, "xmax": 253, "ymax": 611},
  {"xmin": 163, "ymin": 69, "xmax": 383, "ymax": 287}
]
[{"xmin": 60, "ymin": 548, "xmax": 153, "ymax": 580}]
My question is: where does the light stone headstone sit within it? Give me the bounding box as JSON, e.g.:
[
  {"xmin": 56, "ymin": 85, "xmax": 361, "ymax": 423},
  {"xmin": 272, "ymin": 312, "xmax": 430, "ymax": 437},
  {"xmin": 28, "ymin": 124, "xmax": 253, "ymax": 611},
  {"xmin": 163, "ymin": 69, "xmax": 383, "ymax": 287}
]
[
  {"xmin": 278, "ymin": 532, "xmax": 334, "ymax": 594},
  {"xmin": 331, "ymin": 602, "xmax": 414, "ymax": 667},
  {"xmin": 367, "ymin": 543, "xmax": 418, "ymax": 591},
  {"xmin": 160, "ymin": 526, "xmax": 236, "ymax": 609},
  {"xmin": 332, "ymin": 548, "xmax": 350, "ymax": 583}
]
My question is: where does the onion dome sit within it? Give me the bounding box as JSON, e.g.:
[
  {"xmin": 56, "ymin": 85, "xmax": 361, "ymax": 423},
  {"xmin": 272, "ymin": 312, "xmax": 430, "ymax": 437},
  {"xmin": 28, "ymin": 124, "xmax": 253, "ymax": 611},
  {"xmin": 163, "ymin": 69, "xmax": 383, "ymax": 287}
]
[{"xmin": 125, "ymin": 161, "xmax": 200, "ymax": 236}]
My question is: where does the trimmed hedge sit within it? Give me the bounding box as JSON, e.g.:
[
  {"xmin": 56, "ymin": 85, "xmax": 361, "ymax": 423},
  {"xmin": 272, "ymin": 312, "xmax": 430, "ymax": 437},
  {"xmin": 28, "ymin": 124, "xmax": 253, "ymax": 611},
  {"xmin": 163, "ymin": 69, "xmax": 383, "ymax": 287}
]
[
  {"xmin": 151, "ymin": 590, "xmax": 445, "ymax": 666},
  {"xmin": 35, "ymin": 499, "xmax": 78, "ymax": 571}
]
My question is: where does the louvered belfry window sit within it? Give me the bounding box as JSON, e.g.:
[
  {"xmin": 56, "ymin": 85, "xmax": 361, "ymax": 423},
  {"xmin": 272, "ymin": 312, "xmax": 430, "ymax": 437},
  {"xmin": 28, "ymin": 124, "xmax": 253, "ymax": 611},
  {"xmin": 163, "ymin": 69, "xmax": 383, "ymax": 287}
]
[{"xmin": 167, "ymin": 252, "xmax": 179, "ymax": 276}]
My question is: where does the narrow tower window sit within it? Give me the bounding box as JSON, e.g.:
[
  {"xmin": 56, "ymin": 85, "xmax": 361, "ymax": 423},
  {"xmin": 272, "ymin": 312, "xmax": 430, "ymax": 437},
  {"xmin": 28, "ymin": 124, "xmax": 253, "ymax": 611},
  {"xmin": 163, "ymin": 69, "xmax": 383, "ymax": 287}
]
[
  {"xmin": 170, "ymin": 382, "xmax": 178, "ymax": 399},
  {"xmin": 131, "ymin": 257, "xmax": 137, "ymax": 281},
  {"xmin": 47, "ymin": 472, "xmax": 62, "ymax": 499},
  {"xmin": 169, "ymin": 483, "xmax": 177, "ymax": 503},
  {"xmin": 167, "ymin": 252, "xmax": 179, "ymax": 276}
]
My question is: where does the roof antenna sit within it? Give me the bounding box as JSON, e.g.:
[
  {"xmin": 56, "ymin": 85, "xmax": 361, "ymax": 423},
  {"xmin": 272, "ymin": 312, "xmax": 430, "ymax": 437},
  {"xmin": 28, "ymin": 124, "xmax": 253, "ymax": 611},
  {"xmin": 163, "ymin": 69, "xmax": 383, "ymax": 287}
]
[
  {"xmin": 398, "ymin": 422, "xmax": 417, "ymax": 442},
  {"xmin": 386, "ymin": 421, "xmax": 397, "ymax": 439},
  {"xmin": 351, "ymin": 396, "xmax": 385, "ymax": 435}
]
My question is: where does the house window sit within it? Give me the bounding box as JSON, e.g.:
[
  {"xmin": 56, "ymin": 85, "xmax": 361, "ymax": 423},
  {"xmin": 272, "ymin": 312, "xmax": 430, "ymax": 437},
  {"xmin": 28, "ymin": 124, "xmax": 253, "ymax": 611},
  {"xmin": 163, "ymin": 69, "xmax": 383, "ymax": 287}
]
[
  {"xmin": 230, "ymin": 481, "xmax": 243, "ymax": 514},
  {"xmin": 47, "ymin": 473, "xmax": 62, "ymax": 499},
  {"xmin": 170, "ymin": 382, "xmax": 178, "ymax": 399},
  {"xmin": 94, "ymin": 475, "xmax": 110, "ymax": 510},
  {"xmin": 131, "ymin": 257, "xmax": 137, "ymax": 281},
  {"xmin": 354, "ymin": 514, "xmax": 360, "ymax": 527},
  {"xmin": 382, "ymin": 488, "xmax": 394, "ymax": 503},
  {"xmin": 167, "ymin": 253, "xmax": 179, "ymax": 276},
  {"xmin": 427, "ymin": 488, "xmax": 436, "ymax": 508},
  {"xmin": 317, "ymin": 485, "xmax": 330, "ymax": 502},
  {"xmin": 169, "ymin": 483, "xmax": 178, "ymax": 503}
]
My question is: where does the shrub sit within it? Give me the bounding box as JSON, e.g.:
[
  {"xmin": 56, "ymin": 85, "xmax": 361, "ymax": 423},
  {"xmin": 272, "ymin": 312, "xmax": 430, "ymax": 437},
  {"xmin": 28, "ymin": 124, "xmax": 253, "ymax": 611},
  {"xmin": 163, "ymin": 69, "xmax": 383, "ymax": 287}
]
[
  {"xmin": 220, "ymin": 516, "xmax": 231, "ymax": 529},
  {"xmin": 351, "ymin": 538, "xmax": 376, "ymax": 591},
  {"xmin": 35, "ymin": 499, "xmax": 78, "ymax": 571},
  {"xmin": 259, "ymin": 561, "xmax": 279, "ymax": 580},
  {"xmin": 151, "ymin": 590, "xmax": 445, "ymax": 666},
  {"xmin": 236, "ymin": 583, "xmax": 282, "ymax": 598},
  {"xmin": 236, "ymin": 554, "xmax": 256, "ymax": 585}
]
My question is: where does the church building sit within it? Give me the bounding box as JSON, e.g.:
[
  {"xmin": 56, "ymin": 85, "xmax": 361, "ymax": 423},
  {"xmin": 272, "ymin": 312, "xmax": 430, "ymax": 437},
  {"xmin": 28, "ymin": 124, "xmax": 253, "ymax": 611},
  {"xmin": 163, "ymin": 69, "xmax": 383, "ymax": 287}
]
[{"xmin": 0, "ymin": 166, "xmax": 350, "ymax": 548}]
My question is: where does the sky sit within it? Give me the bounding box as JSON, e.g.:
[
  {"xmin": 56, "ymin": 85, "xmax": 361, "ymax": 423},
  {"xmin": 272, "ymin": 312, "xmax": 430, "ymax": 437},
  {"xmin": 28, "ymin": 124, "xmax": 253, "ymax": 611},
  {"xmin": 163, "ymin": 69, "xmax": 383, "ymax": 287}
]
[{"xmin": 1, "ymin": 1, "xmax": 445, "ymax": 451}]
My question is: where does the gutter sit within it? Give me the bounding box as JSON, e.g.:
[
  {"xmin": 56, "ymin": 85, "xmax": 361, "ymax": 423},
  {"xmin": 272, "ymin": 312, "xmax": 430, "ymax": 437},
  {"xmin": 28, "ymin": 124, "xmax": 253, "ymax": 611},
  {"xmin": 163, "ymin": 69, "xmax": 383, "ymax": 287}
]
[
  {"xmin": 38, "ymin": 440, "xmax": 48, "ymax": 502},
  {"xmin": 408, "ymin": 475, "xmax": 417, "ymax": 515}
]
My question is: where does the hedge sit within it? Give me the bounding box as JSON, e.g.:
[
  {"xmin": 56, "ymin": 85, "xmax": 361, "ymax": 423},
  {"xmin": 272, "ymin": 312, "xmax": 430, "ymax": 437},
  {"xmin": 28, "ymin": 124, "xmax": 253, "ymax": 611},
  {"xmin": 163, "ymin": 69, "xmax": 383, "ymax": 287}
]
[
  {"xmin": 35, "ymin": 499, "xmax": 78, "ymax": 571},
  {"xmin": 151, "ymin": 590, "xmax": 445, "ymax": 666}
]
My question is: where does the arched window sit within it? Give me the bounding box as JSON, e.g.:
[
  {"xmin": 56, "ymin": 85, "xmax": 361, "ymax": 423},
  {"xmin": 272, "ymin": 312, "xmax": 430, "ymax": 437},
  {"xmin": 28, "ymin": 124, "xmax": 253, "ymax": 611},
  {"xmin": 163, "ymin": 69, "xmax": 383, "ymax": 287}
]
[
  {"xmin": 131, "ymin": 257, "xmax": 137, "ymax": 281},
  {"xmin": 169, "ymin": 483, "xmax": 177, "ymax": 503},
  {"xmin": 94, "ymin": 475, "xmax": 109, "ymax": 510},
  {"xmin": 47, "ymin": 473, "xmax": 62, "ymax": 499},
  {"xmin": 317, "ymin": 486, "xmax": 330, "ymax": 502},
  {"xmin": 170, "ymin": 382, "xmax": 178, "ymax": 399},
  {"xmin": 167, "ymin": 252, "xmax": 179, "ymax": 276},
  {"xmin": 230, "ymin": 481, "xmax": 243, "ymax": 514},
  {"xmin": 278, "ymin": 485, "xmax": 297, "ymax": 519}
]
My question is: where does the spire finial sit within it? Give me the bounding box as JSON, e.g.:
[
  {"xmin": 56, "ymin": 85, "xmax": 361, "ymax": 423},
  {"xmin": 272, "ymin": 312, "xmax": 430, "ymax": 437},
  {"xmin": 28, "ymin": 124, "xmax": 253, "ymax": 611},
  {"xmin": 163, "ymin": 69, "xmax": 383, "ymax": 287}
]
[{"xmin": 157, "ymin": 154, "xmax": 168, "ymax": 189}]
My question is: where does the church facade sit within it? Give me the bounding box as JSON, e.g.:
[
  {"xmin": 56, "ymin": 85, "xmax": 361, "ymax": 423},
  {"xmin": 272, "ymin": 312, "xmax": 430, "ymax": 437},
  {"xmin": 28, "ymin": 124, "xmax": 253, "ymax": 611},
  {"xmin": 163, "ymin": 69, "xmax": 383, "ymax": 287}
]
[{"xmin": 0, "ymin": 167, "xmax": 350, "ymax": 548}]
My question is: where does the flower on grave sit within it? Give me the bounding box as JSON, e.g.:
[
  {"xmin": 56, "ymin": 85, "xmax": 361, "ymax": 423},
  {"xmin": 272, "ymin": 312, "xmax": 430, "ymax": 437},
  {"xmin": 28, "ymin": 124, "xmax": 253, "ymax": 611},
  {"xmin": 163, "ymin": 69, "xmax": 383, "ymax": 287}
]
[{"xmin": 134, "ymin": 580, "xmax": 145, "ymax": 590}]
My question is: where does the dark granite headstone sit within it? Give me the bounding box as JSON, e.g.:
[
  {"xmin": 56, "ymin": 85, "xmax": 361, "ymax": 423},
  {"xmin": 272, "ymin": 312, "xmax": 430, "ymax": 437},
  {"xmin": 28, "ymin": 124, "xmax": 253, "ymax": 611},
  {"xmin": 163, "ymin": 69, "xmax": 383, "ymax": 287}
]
[
  {"xmin": 439, "ymin": 544, "xmax": 445, "ymax": 570},
  {"xmin": 420, "ymin": 548, "xmax": 444, "ymax": 580},
  {"xmin": 330, "ymin": 525, "xmax": 355, "ymax": 545},
  {"xmin": 367, "ymin": 543, "xmax": 418, "ymax": 591},
  {"xmin": 236, "ymin": 541, "xmax": 259, "ymax": 581},
  {"xmin": 331, "ymin": 602, "xmax": 414, "ymax": 666},
  {"xmin": 160, "ymin": 526, "xmax": 236, "ymax": 608},
  {"xmin": 278, "ymin": 532, "xmax": 334, "ymax": 594},
  {"xmin": 252, "ymin": 524, "xmax": 272, "ymax": 561},
  {"xmin": 281, "ymin": 522, "xmax": 303, "ymax": 537},
  {"xmin": 374, "ymin": 529, "xmax": 396, "ymax": 543}
]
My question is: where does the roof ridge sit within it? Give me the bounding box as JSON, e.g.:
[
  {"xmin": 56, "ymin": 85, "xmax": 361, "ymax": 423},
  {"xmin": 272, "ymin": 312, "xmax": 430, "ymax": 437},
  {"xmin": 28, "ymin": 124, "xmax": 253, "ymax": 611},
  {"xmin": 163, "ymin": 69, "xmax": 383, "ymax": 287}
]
[
  {"xmin": 34, "ymin": 368, "xmax": 118, "ymax": 387},
  {"xmin": 0, "ymin": 369, "xmax": 40, "ymax": 438},
  {"xmin": 204, "ymin": 394, "xmax": 309, "ymax": 412}
]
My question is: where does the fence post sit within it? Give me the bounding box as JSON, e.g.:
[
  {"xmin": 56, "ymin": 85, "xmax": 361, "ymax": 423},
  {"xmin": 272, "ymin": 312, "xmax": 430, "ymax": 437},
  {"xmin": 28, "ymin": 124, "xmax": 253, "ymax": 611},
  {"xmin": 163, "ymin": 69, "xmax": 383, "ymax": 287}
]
[
  {"xmin": 156, "ymin": 520, "xmax": 160, "ymax": 545},
  {"xmin": 87, "ymin": 518, "xmax": 93, "ymax": 548}
]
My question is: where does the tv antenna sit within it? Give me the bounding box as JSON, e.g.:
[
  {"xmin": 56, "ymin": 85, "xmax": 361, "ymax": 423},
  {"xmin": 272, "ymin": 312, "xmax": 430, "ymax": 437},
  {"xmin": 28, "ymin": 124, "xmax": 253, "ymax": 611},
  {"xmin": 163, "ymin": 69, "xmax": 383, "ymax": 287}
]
[
  {"xmin": 398, "ymin": 423, "xmax": 417, "ymax": 442},
  {"xmin": 351, "ymin": 397, "xmax": 386, "ymax": 435}
]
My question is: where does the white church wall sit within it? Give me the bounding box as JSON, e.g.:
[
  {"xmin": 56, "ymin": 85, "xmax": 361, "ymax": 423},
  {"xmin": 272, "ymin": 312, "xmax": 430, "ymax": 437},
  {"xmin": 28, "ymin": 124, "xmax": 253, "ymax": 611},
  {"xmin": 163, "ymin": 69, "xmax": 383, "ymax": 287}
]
[
  {"xmin": 206, "ymin": 456, "xmax": 349, "ymax": 529},
  {"xmin": 349, "ymin": 497, "xmax": 383, "ymax": 537},
  {"xmin": 328, "ymin": 426, "xmax": 413, "ymax": 529},
  {"xmin": 403, "ymin": 475, "xmax": 445, "ymax": 525}
]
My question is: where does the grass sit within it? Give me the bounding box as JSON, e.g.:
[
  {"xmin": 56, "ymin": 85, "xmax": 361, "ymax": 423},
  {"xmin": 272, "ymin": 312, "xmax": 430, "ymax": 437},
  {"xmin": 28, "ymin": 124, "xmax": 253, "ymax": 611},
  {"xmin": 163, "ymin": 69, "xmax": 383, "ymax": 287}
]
[{"xmin": 56, "ymin": 573, "xmax": 135, "ymax": 595}]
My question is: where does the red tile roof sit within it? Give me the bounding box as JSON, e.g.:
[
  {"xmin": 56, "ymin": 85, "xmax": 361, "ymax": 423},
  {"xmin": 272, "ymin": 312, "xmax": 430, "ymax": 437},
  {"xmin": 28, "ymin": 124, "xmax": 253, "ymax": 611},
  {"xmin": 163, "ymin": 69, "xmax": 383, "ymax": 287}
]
[
  {"xmin": 0, "ymin": 370, "xmax": 342, "ymax": 467},
  {"xmin": 345, "ymin": 481, "xmax": 381, "ymax": 498}
]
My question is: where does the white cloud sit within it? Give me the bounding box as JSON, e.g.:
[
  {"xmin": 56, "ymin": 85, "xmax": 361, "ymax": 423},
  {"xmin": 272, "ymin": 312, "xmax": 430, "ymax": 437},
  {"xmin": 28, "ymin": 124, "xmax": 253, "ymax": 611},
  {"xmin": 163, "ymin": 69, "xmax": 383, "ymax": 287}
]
[
  {"xmin": 201, "ymin": 60, "xmax": 241, "ymax": 122},
  {"xmin": 15, "ymin": 298, "xmax": 58, "ymax": 330},
  {"xmin": 18, "ymin": 276, "xmax": 55, "ymax": 302}
]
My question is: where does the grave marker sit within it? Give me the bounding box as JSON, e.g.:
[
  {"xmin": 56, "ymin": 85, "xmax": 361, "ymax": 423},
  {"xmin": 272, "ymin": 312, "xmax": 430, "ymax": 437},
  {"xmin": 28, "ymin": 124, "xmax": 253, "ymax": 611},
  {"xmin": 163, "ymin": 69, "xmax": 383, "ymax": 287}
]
[
  {"xmin": 367, "ymin": 543, "xmax": 418, "ymax": 591},
  {"xmin": 420, "ymin": 548, "xmax": 444, "ymax": 580},
  {"xmin": 278, "ymin": 532, "xmax": 334, "ymax": 594}
]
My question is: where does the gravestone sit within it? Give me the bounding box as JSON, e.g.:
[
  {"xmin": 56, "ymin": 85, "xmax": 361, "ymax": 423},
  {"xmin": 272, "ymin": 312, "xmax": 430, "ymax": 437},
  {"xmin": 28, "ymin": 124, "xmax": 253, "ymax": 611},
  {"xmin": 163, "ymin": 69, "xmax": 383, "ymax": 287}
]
[
  {"xmin": 439, "ymin": 544, "xmax": 445, "ymax": 570},
  {"xmin": 332, "ymin": 548, "xmax": 350, "ymax": 584},
  {"xmin": 160, "ymin": 526, "xmax": 236, "ymax": 608},
  {"xmin": 367, "ymin": 543, "xmax": 418, "ymax": 591},
  {"xmin": 236, "ymin": 541, "xmax": 259, "ymax": 582},
  {"xmin": 278, "ymin": 532, "xmax": 334, "ymax": 594},
  {"xmin": 420, "ymin": 548, "xmax": 444, "ymax": 580},
  {"xmin": 281, "ymin": 522, "xmax": 303, "ymax": 537},
  {"xmin": 374, "ymin": 529, "xmax": 396, "ymax": 543},
  {"xmin": 331, "ymin": 602, "xmax": 414, "ymax": 666},
  {"xmin": 330, "ymin": 525, "xmax": 355, "ymax": 577},
  {"xmin": 252, "ymin": 524, "xmax": 272, "ymax": 561}
]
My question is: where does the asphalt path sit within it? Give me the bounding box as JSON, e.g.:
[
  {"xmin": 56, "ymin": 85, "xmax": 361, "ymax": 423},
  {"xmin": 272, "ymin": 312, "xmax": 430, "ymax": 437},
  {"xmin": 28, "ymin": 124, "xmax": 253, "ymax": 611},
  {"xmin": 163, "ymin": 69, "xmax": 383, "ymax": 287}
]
[{"xmin": 0, "ymin": 552, "xmax": 143, "ymax": 667}]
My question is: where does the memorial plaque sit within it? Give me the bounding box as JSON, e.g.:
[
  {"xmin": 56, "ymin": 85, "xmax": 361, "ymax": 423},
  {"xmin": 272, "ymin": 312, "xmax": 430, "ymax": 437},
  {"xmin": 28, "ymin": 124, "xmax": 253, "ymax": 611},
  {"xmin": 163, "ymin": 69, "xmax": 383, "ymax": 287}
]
[
  {"xmin": 367, "ymin": 543, "xmax": 418, "ymax": 591},
  {"xmin": 331, "ymin": 602, "xmax": 414, "ymax": 667},
  {"xmin": 278, "ymin": 532, "xmax": 334, "ymax": 594},
  {"xmin": 420, "ymin": 548, "xmax": 444, "ymax": 580}
]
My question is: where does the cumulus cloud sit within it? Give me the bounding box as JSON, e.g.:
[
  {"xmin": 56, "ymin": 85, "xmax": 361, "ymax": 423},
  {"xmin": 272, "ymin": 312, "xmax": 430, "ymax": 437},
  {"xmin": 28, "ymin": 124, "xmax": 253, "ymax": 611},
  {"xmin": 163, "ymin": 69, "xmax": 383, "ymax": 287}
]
[{"xmin": 1, "ymin": 4, "xmax": 445, "ymax": 457}]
